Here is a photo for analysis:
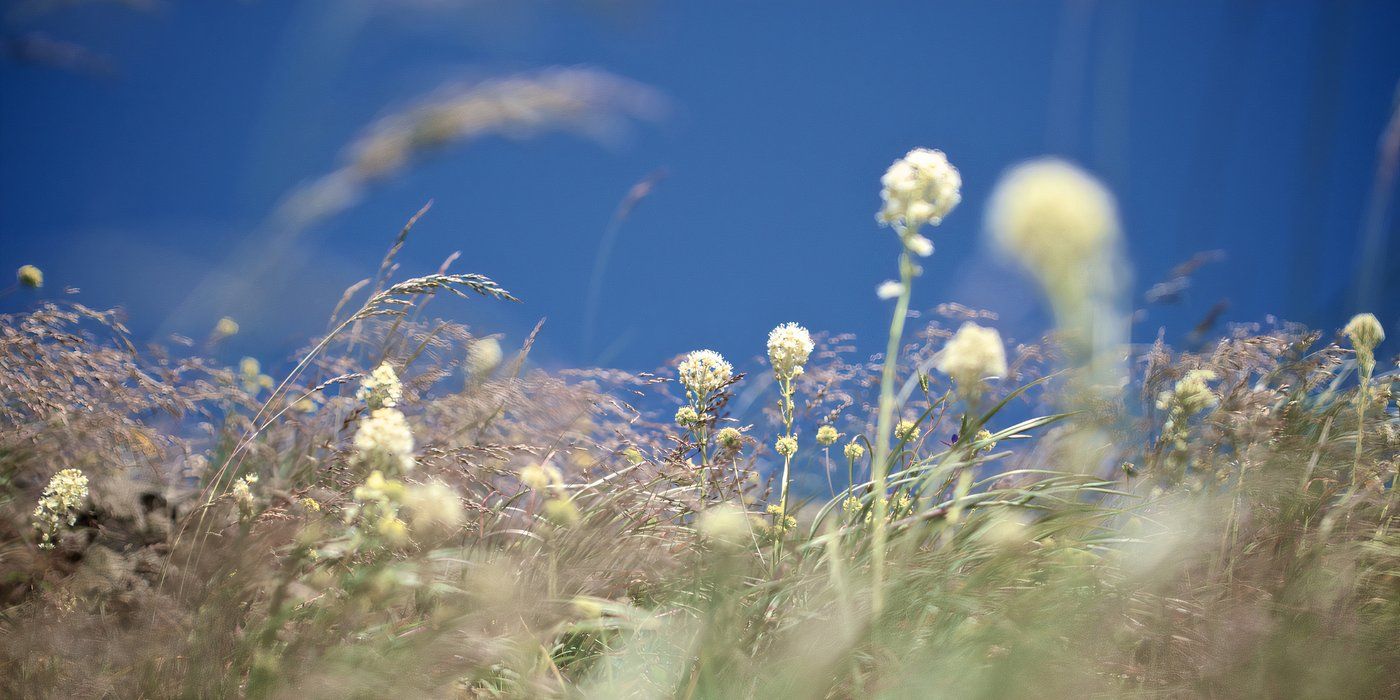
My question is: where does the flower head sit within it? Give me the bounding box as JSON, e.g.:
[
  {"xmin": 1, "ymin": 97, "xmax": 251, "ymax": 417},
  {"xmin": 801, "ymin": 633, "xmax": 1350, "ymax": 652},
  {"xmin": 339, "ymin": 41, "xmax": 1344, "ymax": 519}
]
[
  {"xmin": 1344, "ymin": 313, "xmax": 1385, "ymax": 375},
  {"xmin": 877, "ymin": 280, "xmax": 905, "ymax": 300},
  {"xmin": 675, "ymin": 406, "xmax": 701, "ymax": 427},
  {"xmin": 816, "ymin": 425, "xmax": 841, "ymax": 446},
  {"xmin": 894, "ymin": 420, "xmax": 921, "ymax": 443},
  {"xmin": 987, "ymin": 159, "xmax": 1119, "ymax": 282},
  {"xmin": 1156, "ymin": 369, "xmax": 1218, "ymax": 416},
  {"xmin": 844, "ymin": 440, "xmax": 866, "ymax": 462},
  {"xmin": 404, "ymin": 481, "xmax": 465, "ymax": 533},
  {"xmin": 696, "ymin": 503, "xmax": 752, "ymax": 547},
  {"xmin": 353, "ymin": 408, "xmax": 415, "ymax": 473},
  {"xmin": 774, "ymin": 436, "xmax": 798, "ymax": 458},
  {"xmin": 231, "ymin": 474, "xmax": 258, "ymax": 518},
  {"xmin": 17, "ymin": 264, "xmax": 43, "ymax": 289},
  {"xmin": 767, "ymin": 323, "xmax": 814, "ymax": 382},
  {"xmin": 878, "ymin": 148, "xmax": 962, "ymax": 232},
  {"xmin": 356, "ymin": 363, "xmax": 403, "ymax": 410},
  {"xmin": 519, "ymin": 463, "xmax": 563, "ymax": 491},
  {"xmin": 716, "ymin": 427, "xmax": 743, "ymax": 450},
  {"xmin": 467, "ymin": 337, "xmax": 504, "ymax": 379},
  {"xmin": 934, "ymin": 322, "xmax": 1008, "ymax": 400},
  {"xmin": 214, "ymin": 317, "xmax": 240, "ymax": 338},
  {"xmin": 678, "ymin": 350, "xmax": 733, "ymax": 398},
  {"xmin": 33, "ymin": 469, "xmax": 88, "ymax": 549}
]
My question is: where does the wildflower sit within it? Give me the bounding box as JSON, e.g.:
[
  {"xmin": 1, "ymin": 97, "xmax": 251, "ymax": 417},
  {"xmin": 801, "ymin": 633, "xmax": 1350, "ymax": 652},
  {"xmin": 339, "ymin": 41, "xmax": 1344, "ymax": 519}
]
[
  {"xmin": 677, "ymin": 350, "xmax": 733, "ymax": 398},
  {"xmin": 844, "ymin": 440, "xmax": 865, "ymax": 461},
  {"xmin": 404, "ymin": 481, "xmax": 465, "ymax": 533},
  {"xmin": 986, "ymin": 159, "xmax": 1119, "ymax": 282},
  {"xmin": 816, "ymin": 425, "xmax": 841, "ymax": 446},
  {"xmin": 774, "ymin": 436, "xmax": 798, "ymax": 457},
  {"xmin": 353, "ymin": 470, "xmax": 405, "ymax": 503},
  {"xmin": 353, "ymin": 408, "xmax": 415, "ymax": 473},
  {"xmin": 32, "ymin": 469, "xmax": 88, "ymax": 549},
  {"xmin": 675, "ymin": 406, "xmax": 701, "ymax": 427},
  {"xmin": 467, "ymin": 337, "xmax": 503, "ymax": 379},
  {"xmin": 239, "ymin": 357, "xmax": 274, "ymax": 393},
  {"xmin": 356, "ymin": 363, "xmax": 403, "ymax": 410},
  {"xmin": 766, "ymin": 504, "xmax": 797, "ymax": 534},
  {"xmin": 696, "ymin": 503, "xmax": 751, "ymax": 546},
  {"xmin": 716, "ymin": 427, "xmax": 743, "ymax": 450},
  {"xmin": 213, "ymin": 316, "xmax": 239, "ymax": 338},
  {"xmin": 231, "ymin": 473, "xmax": 258, "ymax": 517},
  {"xmin": 767, "ymin": 323, "xmax": 814, "ymax": 381},
  {"xmin": 543, "ymin": 498, "xmax": 581, "ymax": 526},
  {"xmin": 841, "ymin": 496, "xmax": 862, "ymax": 516},
  {"xmin": 1156, "ymin": 370, "xmax": 1218, "ymax": 416},
  {"xmin": 877, "ymin": 148, "xmax": 962, "ymax": 231},
  {"xmin": 519, "ymin": 463, "xmax": 563, "ymax": 490},
  {"xmin": 934, "ymin": 322, "xmax": 1008, "ymax": 400},
  {"xmin": 894, "ymin": 419, "xmax": 921, "ymax": 443},
  {"xmin": 1344, "ymin": 313, "xmax": 1385, "ymax": 375},
  {"xmin": 300, "ymin": 497, "xmax": 322, "ymax": 512},
  {"xmin": 376, "ymin": 516, "xmax": 409, "ymax": 544},
  {"xmin": 877, "ymin": 280, "xmax": 904, "ymax": 300},
  {"xmin": 17, "ymin": 264, "xmax": 43, "ymax": 289},
  {"xmin": 973, "ymin": 428, "xmax": 997, "ymax": 454}
]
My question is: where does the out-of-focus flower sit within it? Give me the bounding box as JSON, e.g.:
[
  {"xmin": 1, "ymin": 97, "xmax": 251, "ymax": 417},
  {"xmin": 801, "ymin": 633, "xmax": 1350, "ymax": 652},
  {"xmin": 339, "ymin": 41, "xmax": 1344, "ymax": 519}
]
[
  {"xmin": 877, "ymin": 148, "xmax": 962, "ymax": 232},
  {"xmin": 239, "ymin": 357, "xmax": 274, "ymax": 394},
  {"xmin": 775, "ymin": 436, "xmax": 798, "ymax": 458},
  {"xmin": 1344, "ymin": 313, "xmax": 1385, "ymax": 375},
  {"xmin": 213, "ymin": 316, "xmax": 239, "ymax": 338},
  {"xmin": 356, "ymin": 363, "xmax": 403, "ymax": 410},
  {"xmin": 519, "ymin": 463, "xmax": 563, "ymax": 491},
  {"xmin": 231, "ymin": 474, "xmax": 258, "ymax": 518},
  {"xmin": 678, "ymin": 350, "xmax": 733, "ymax": 398},
  {"xmin": 33, "ymin": 468, "xmax": 88, "ymax": 549},
  {"xmin": 544, "ymin": 498, "xmax": 581, "ymax": 526},
  {"xmin": 877, "ymin": 280, "xmax": 905, "ymax": 300},
  {"xmin": 353, "ymin": 408, "xmax": 415, "ymax": 473},
  {"xmin": 404, "ymin": 481, "xmax": 465, "ymax": 533},
  {"xmin": 17, "ymin": 264, "xmax": 43, "ymax": 289},
  {"xmin": 934, "ymin": 322, "xmax": 1008, "ymax": 400},
  {"xmin": 765, "ymin": 504, "xmax": 797, "ymax": 534},
  {"xmin": 467, "ymin": 337, "xmax": 503, "ymax": 379},
  {"xmin": 816, "ymin": 425, "xmax": 841, "ymax": 446},
  {"xmin": 986, "ymin": 159, "xmax": 1119, "ymax": 283},
  {"xmin": 767, "ymin": 323, "xmax": 814, "ymax": 382},
  {"xmin": 696, "ymin": 503, "xmax": 752, "ymax": 547}
]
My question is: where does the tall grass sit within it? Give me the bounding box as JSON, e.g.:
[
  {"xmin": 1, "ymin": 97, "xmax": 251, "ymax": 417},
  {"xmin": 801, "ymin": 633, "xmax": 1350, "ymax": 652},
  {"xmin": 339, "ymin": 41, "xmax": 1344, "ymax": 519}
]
[{"xmin": 1, "ymin": 155, "xmax": 1397, "ymax": 699}]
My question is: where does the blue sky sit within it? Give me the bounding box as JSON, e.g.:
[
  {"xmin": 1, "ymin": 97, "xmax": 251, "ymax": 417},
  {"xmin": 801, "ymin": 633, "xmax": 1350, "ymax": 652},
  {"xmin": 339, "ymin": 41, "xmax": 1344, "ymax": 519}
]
[{"xmin": 2, "ymin": 0, "xmax": 1397, "ymax": 373}]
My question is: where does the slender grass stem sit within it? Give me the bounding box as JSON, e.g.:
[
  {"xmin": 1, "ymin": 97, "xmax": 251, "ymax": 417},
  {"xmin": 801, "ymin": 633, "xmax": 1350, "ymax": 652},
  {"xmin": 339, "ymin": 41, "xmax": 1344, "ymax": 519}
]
[{"xmin": 870, "ymin": 249, "xmax": 914, "ymax": 615}]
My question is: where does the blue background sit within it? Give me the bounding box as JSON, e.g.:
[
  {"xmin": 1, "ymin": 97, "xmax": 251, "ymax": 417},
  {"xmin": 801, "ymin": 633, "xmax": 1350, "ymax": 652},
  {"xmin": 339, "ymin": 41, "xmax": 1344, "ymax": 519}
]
[{"xmin": 2, "ymin": 0, "xmax": 1397, "ymax": 373}]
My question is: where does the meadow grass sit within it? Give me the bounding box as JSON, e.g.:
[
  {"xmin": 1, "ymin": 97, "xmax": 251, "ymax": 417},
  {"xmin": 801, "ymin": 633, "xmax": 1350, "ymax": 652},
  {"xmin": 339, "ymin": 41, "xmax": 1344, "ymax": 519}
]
[{"xmin": 1, "ymin": 151, "xmax": 1397, "ymax": 699}]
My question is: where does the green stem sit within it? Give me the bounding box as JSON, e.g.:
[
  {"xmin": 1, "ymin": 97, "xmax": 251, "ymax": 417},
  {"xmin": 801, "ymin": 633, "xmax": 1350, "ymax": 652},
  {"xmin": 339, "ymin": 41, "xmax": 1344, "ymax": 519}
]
[{"xmin": 870, "ymin": 250, "xmax": 914, "ymax": 615}]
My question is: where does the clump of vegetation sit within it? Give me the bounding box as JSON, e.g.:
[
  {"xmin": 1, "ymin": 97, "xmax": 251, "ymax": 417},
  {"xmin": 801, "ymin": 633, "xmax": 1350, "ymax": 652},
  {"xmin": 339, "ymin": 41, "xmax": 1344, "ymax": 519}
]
[{"xmin": 1, "ymin": 149, "xmax": 1396, "ymax": 699}]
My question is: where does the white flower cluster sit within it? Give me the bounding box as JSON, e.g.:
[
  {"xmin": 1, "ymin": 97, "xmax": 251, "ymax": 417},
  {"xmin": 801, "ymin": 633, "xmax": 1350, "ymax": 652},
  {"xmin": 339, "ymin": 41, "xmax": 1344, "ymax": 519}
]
[
  {"xmin": 33, "ymin": 468, "xmax": 88, "ymax": 549},
  {"xmin": 767, "ymin": 323, "xmax": 814, "ymax": 382},
  {"xmin": 934, "ymin": 322, "xmax": 1008, "ymax": 399},
  {"xmin": 986, "ymin": 159, "xmax": 1119, "ymax": 281},
  {"xmin": 1156, "ymin": 369, "xmax": 1218, "ymax": 416},
  {"xmin": 1344, "ymin": 313, "xmax": 1385, "ymax": 375},
  {"xmin": 467, "ymin": 337, "xmax": 504, "ymax": 378},
  {"xmin": 878, "ymin": 148, "xmax": 962, "ymax": 234},
  {"xmin": 354, "ymin": 407, "xmax": 416, "ymax": 473},
  {"xmin": 678, "ymin": 349, "xmax": 733, "ymax": 398},
  {"xmin": 356, "ymin": 363, "xmax": 403, "ymax": 410},
  {"xmin": 231, "ymin": 473, "xmax": 258, "ymax": 517}
]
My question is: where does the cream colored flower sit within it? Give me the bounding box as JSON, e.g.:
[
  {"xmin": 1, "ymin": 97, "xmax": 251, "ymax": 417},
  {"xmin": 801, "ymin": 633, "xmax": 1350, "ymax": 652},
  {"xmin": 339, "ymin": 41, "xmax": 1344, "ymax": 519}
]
[
  {"xmin": 1344, "ymin": 313, "xmax": 1385, "ymax": 375},
  {"xmin": 934, "ymin": 322, "xmax": 1008, "ymax": 399},
  {"xmin": 678, "ymin": 350, "xmax": 733, "ymax": 398},
  {"xmin": 986, "ymin": 159, "xmax": 1119, "ymax": 281},
  {"xmin": 877, "ymin": 280, "xmax": 905, "ymax": 300},
  {"xmin": 17, "ymin": 264, "xmax": 43, "ymax": 289},
  {"xmin": 213, "ymin": 317, "xmax": 239, "ymax": 338},
  {"xmin": 775, "ymin": 436, "xmax": 798, "ymax": 457},
  {"xmin": 844, "ymin": 440, "xmax": 865, "ymax": 461},
  {"xmin": 894, "ymin": 420, "xmax": 921, "ymax": 443},
  {"xmin": 767, "ymin": 323, "xmax": 814, "ymax": 382},
  {"xmin": 696, "ymin": 503, "xmax": 751, "ymax": 547},
  {"xmin": 1156, "ymin": 369, "xmax": 1218, "ymax": 416},
  {"xmin": 877, "ymin": 148, "xmax": 962, "ymax": 231},
  {"xmin": 356, "ymin": 363, "xmax": 403, "ymax": 409},
  {"xmin": 675, "ymin": 406, "xmax": 701, "ymax": 427},
  {"xmin": 467, "ymin": 337, "xmax": 503, "ymax": 378},
  {"xmin": 404, "ymin": 481, "xmax": 465, "ymax": 532},
  {"xmin": 353, "ymin": 408, "xmax": 415, "ymax": 473},
  {"xmin": 519, "ymin": 463, "xmax": 563, "ymax": 490},
  {"xmin": 32, "ymin": 469, "xmax": 88, "ymax": 549},
  {"xmin": 816, "ymin": 425, "xmax": 841, "ymax": 446},
  {"xmin": 716, "ymin": 427, "xmax": 743, "ymax": 450}
]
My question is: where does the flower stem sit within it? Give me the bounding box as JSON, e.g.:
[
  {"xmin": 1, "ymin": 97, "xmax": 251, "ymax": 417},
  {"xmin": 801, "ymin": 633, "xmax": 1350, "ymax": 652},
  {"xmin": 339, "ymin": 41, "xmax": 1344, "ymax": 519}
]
[{"xmin": 871, "ymin": 250, "xmax": 913, "ymax": 615}]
